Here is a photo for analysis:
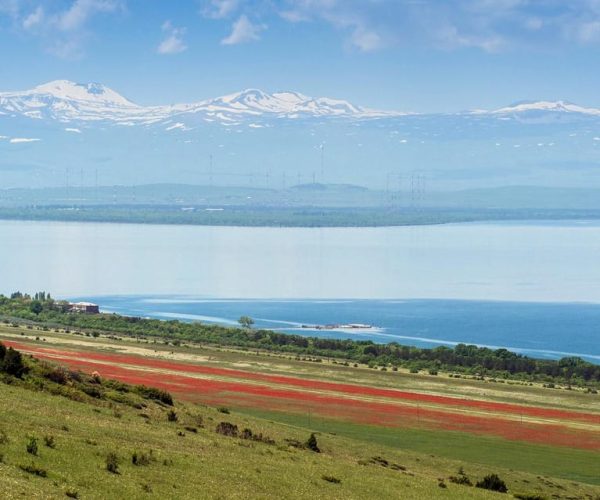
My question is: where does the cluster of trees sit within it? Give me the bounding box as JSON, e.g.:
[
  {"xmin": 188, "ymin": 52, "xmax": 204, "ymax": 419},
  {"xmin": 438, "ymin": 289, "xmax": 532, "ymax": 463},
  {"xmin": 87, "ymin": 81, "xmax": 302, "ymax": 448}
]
[
  {"xmin": 3, "ymin": 205, "xmax": 596, "ymax": 229},
  {"xmin": 0, "ymin": 342, "xmax": 27, "ymax": 378},
  {"xmin": 1, "ymin": 293, "xmax": 599, "ymax": 385}
]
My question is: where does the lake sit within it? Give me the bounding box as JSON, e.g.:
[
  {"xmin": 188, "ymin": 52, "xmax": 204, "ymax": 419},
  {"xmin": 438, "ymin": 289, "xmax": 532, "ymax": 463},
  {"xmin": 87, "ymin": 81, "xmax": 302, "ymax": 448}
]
[{"xmin": 1, "ymin": 219, "xmax": 599, "ymax": 361}]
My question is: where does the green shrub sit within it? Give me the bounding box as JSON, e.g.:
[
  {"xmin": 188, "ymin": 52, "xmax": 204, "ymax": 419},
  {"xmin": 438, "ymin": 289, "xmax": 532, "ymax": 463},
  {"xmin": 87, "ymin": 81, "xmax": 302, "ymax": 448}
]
[
  {"xmin": 476, "ymin": 474, "xmax": 508, "ymax": 493},
  {"xmin": 65, "ymin": 489, "xmax": 79, "ymax": 498},
  {"xmin": 322, "ymin": 475, "xmax": 341, "ymax": 484},
  {"xmin": 215, "ymin": 422, "xmax": 238, "ymax": 437},
  {"xmin": 26, "ymin": 436, "xmax": 38, "ymax": 456},
  {"xmin": 132, "ymin": 451, "xmax": 152, "ymax": 466},
  {"xmin": 167, "ymin": 410, "xmax": 178, "ymax": 422},
  {"xmin": 1, "ymin": 347, "xmax": 28, "ymax": 378},
  {"xmin": 217, "ymin": 407, "xmax": 230, "ymax": 414},
  {"xmin": 19, "ymin": 463, "xmax": 47, "ymax": 477},
  {"xmin": 305, "ymin": 433, "xmax": 320, "ymax": 453},
  {"xmin": 44, "ymin": 435, "xmax": 56, "ymax": 449},
  {"xmin": 105, "ymin": 452, "xmax": 119, "ymax": 474},
  {"xmin": 449, "ymin": 466, "xmax": 472, "ymax": 486},
  {"xmin": 135, "ymin": 385, "xmax": 173, "ymax": 406}
]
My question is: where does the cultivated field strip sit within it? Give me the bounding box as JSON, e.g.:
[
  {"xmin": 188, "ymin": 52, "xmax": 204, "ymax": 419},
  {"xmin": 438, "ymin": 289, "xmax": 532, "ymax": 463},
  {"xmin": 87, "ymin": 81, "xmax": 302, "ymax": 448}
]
[{"xmin": 5, "ymin": 339, "xmax": 600, "ymax": 451}]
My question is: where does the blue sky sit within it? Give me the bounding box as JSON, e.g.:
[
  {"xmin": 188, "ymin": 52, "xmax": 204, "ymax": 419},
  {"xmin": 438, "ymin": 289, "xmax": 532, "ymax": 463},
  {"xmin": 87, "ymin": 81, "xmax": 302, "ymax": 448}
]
[{"xmin": 2, "ymin": 0, "xmax": 600, "ymax": 112}]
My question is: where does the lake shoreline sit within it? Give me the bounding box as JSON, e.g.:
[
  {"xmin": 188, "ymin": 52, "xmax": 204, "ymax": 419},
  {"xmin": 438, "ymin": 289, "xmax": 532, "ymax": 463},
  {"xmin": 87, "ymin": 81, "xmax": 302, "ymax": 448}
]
[{"xmin": 1, "ymin": 205, "xmax": 600, "ymax": 228}]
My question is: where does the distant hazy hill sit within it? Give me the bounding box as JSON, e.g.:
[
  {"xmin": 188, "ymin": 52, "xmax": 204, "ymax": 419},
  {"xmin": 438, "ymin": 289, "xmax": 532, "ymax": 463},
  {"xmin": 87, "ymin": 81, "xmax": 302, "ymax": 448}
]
[{"xmin": 2, "ymin": 183, "xmax": 600, "ymax": 211}]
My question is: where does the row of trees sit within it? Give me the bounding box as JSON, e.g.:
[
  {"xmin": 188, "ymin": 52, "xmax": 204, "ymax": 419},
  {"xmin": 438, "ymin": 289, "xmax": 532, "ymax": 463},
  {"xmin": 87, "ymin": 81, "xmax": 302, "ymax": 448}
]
[{"xmin": 1, "ymin": 293, "xmax": 599, "ymax": 385}]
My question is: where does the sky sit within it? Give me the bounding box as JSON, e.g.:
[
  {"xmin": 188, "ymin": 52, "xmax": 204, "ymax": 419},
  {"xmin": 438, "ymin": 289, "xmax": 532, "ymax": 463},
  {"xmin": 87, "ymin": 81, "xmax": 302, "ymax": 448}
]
[{"xmin": 1, "ymin": 0, "xmax": 600, "ymax": 112}]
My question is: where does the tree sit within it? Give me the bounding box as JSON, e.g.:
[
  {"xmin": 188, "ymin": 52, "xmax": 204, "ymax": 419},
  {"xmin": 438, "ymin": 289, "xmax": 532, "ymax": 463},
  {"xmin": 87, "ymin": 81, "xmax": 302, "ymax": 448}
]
[
  {"xmin": 238, "ymin": 316, "xmax": 254, "ymax": 329},
  {"xmin": 29, "ymin": 301, "xmax": 43, "ymax": 315},
  {"xmin": 1, "ymin": 347, "xmax": 28, "ymax": 378}
]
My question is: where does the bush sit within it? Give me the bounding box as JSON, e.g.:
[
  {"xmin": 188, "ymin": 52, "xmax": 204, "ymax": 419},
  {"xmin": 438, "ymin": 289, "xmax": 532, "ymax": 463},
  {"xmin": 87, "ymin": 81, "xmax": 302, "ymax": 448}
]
[
  {"xmin": 167, "ymin": 410, "xmax": 178, "ymax": 422},
  {"xmin": 19, "ymin": 463, "xmax": 47, "ymax": 477},
  {"xmin": 476, "ymin": 474, "xmax": 508, "ymax": 493},
  {"xmin": 105, "ymin": 452, "xmax": 120, "ymax": 474},
  {"xmin": 136, "ymin": 385, "xmax": 173, "ymax": 406},
  {"xmin": 44, "ymin": 435, "xmax": 56, "ymax": 449},
  {"xmin": 322, "ymin": 475, "xmax": 341, "ymax": 484},
  {"xmin": 1, "ymin": 347, "xmax": 28, "ymax": 378},
  {"xmin": 215, "ymin": 422, "xmax": 238, "ymax": 437},
  {"xmin": 305, "ymin": 433, "xmax": 320, "ymax": 453},
  {"xmin": 449, "ymin": 466, "xmax": 472, "ymax": 486},
  {"xmin": 26, "ymin": 436, "xmax": 38, "ymax": 456},
  {"xmin": 217, "ymin": 407, "xmax": 230, "ymax": 414},
  {"xmin": 45, "ymin": 367, "xmax": 69, "ymax": 385},
  {"xmin": 65, "ymin": 489, "xmax": 79, "ymax": 498},
  {"xmin": 132, "ymin": 451, "xmax": 152, "ymax": 466}
]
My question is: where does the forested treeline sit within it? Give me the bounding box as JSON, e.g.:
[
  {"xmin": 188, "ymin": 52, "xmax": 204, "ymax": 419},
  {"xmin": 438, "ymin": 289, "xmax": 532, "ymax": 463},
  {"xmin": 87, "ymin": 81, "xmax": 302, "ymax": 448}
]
[{"xmin": 1, "ymin": 293, "xmax": 598, "ymax": 386}]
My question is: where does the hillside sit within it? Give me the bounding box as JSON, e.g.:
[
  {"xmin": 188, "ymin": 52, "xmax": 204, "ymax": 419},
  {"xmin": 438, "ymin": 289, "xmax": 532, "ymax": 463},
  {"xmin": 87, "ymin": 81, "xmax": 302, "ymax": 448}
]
[
  {"xmin": 0, "ymin": 317, "xmax": 599, "ymax": 498},
  {"xmin": 0, "ymin": 343, "xmax": 521, "ymax": 499}
]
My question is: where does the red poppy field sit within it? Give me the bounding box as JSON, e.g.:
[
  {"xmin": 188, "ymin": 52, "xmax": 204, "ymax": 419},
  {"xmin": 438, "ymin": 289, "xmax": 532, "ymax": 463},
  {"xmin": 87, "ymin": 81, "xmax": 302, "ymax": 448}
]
[{"xmin": 6, "ymin": 339, "xmax": 600, "ymax": 451}]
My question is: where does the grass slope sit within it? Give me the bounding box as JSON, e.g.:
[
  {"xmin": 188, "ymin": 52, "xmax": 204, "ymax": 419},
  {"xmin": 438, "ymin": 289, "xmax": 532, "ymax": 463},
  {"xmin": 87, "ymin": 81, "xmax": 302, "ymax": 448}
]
[
  {"xmin": 0, "ymin": 335, "xmax": 599, "ymax": 498},
  {"xmin": 0, "ymin": 370, "xmax": 500, "ymax": 500}
]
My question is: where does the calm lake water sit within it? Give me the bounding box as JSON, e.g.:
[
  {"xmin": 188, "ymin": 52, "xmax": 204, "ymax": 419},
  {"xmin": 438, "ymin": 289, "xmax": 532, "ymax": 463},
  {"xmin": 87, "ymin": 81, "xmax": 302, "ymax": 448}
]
[{"xmin": 1, "ymin": 219, "xmax": 599, "ymax": 361}]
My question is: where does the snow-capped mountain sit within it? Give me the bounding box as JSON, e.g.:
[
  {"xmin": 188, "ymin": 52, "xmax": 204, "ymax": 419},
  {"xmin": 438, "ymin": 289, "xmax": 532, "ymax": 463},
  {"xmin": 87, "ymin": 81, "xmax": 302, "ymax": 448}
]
[
  {"xmin": 3, "ymin": 80, "xmax": 600, "ymax": 193},
  {"xmin": 0, "ymin": 80, "xmax": 161, "ymax": 124},
  {"xmin": 2, "ymin": 80, "xmax": 600, "ymax": 127},
  {"xmin": 491, "ymin": 100, "xmax": 600, "ymax": 116},
  {"xmin": 0, "ymin": 80, "xmax": 400, "ymax": 125}
]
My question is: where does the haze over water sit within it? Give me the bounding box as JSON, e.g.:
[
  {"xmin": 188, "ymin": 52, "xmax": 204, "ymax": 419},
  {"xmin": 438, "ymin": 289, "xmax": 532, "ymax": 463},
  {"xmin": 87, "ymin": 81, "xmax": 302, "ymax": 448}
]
[
  {"xmin": 2, "ymin": 219, "xmax": 600, "ymax": 302},
  {"xmin": 2, "ymin": 219, "xmax": 599, "ymax": 362}
]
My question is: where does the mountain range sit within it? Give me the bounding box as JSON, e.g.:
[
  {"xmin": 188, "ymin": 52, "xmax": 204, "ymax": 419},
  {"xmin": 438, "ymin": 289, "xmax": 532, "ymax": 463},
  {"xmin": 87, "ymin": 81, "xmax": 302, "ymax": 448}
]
[
  {"xmin": 0, "ymin": 80, "xmax": 403, "ymax": 125},
  {"xmin": 1, "ymin": 80, "xmax": 600, "ymax": 192},
  {"xmin": 2, "ymin": 80, "xmax": 600, "ymax": 125}
]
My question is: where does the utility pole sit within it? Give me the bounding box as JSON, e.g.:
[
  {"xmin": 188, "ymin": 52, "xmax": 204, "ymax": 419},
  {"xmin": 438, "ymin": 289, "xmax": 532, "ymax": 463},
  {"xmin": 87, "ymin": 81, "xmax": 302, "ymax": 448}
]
[{"xmin": 320, "ymin": 143, "xmax": 325, "ymax": 181}]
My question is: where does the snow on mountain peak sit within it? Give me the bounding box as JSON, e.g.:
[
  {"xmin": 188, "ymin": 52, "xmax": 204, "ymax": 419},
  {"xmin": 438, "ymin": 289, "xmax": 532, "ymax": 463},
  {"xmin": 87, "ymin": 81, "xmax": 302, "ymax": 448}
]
[
  {"xmin": 32, "ymin": 80, "xmax": 137, "ymax": 107},
  {"xmin": 0, "ymin": 80, "xmax": 401, "ymax": 124},
  {"xmin": 492, "ymin": 100, "xmax": 600, "ymax": 116}
]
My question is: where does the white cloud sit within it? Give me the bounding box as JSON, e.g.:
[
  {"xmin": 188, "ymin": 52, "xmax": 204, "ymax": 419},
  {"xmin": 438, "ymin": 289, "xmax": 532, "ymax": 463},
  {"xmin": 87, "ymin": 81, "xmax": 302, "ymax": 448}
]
[
  {"xmin": 65, "ymin": 127, "xmax": 82, "ymax": 133},
  {"xmin": 10, "ymin": 137, "xmax": 40, "ymax": 143},
  {"xmin": 576, "ymin": 21, "xmax": 600, "ymax": 43},
  {"xmin": 22, "ymin": 6, "xmax": 44, "ymax": 30},
  {"xmin": 203, "ymin": 0, "xmax": 239, "ymax": 19},
  {"xmin": 157, "ymin": 21, "xmax": 187, "ymax": 55},
  {"xmin": 351, "ymin": 27, "xmax": 382, "ymax": 52},
  {"xmin": 221, "ymin": 15, "xmax": 265, "ymax": 45},
  {"xmin": 1, "ymin": 0, "xmax": 123, "ymax": 59},
  {"xmin": 274, "ymin": 0, "xmax": 600, "ymax": 53},
  {"xmin": 57, "ymin": 0, "xmax": 121, "ymax": 32}
]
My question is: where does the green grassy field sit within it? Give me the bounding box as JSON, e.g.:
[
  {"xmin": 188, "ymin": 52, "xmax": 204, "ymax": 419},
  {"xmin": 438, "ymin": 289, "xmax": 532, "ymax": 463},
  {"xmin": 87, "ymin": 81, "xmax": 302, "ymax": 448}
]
[
  {"xmin": 1, "ymin": 325, "xmax": 599, "ymax": 499},
  {"xmin": 1, "ymin": 373, "xmax": 598, "ymax": 500},
  {"xmin": 0, "ymin": 374, "xmax": 507, "ymax": 500}
]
